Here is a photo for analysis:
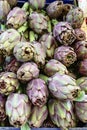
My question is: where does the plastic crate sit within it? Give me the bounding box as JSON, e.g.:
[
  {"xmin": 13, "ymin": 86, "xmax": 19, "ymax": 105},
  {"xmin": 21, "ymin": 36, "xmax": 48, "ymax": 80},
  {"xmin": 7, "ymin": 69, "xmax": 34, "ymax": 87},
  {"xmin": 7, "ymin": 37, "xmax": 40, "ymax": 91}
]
[{"xmin": 18, "ymin": 0, "xmax": 74, "ymax": 5}]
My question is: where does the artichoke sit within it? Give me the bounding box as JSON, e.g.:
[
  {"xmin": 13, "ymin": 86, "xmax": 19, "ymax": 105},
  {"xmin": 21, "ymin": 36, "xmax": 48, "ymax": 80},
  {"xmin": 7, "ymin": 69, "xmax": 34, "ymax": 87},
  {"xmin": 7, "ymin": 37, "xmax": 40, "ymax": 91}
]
[
  {"xmin": 29, "ymin": 0, "xmax": 46, "ymax": 9},
  {"xmin": 44, "ymin": 59, "xmax": 68, "ymax": 76},
  {"xmin": 54, "ymin": 46, "xmax": 77, "ymax": 67},
  {"xmin": 13, "ymin": 42, "xmax": 35, "ymax": 62},
  {"xmin": 6, "ymin": 93, "xmax": 31, "ymax": 127},
  {"xmin": 4, "ymin": 57, "xmax": 20, "ymax": 73},
  {"xmin": 0, "ymin": 72, "xmax": 19, "ymax": 95},
  {"xmin": 77, "ymin": 77, "xmax": 87, "ymax": 93},
  {"xmin": 0, "ymin": 0, "xmax": 10, "ymax": 22},
  {"xmin": 39, "ymin": 34, "xmax": 57, "ymax": 59},
  {"xmin": 7, "ymin": 0, "xmax": 17, "ymax": 7},
  {"xmin": 79, "ymin": 59, "xmax": 87, "ymax": 76},
  {"xmin": 62, "ymin": 4, "xmax": 73, "ymax": 16},
  {"xmin": 74, "ymin": 41, "xmax": 87, "ymax": 60},
  {"xmin": 17, "ymin": 62, "xmax": 39, "ymax": 82},
  {"xmin": 66, "ymin": 7, "xmax": 84, "ymax": 28},
  {"xmin": 0, "ymin": 94, "xmax": 6, "ymax": 121},
  {"xmin": 75, "ymin": 95, "xmax": 87, "ymax": 123},
  {"xmin": 6, "ymin": 7, "xmax": 27, "ymax": 29},
  {"xmin": 29, "ymin": 105, "xmax": 48, "ymax": 127},
  {"xmin": 48, "ymin": 99, "xmax": 76, "ymax": 130},
  {"xmin": 46, "ymin": 1, "xmax": 63, "ymax": 19},
  {"xmin": 26, "ymin": 78, "xmax": 49, "ymax": 107},
  {"xmin": 48, "ymin": 73, "xmax": 80, "ymax": 100},
  {"xmin": 53, "ymin": 22, "xmax": 76, "ymax": 45},
  {"xmin": 74, "ymin": 29, "xmax": 86, "ymax": 41},
  {"xmin": 33, "ymin": 42, "xmax": 46, "ymax": 68},
  {"xmin": 0, "ymin": 29, "xmax": 22, "ymax": 56},
  {"xmin": 29, "ymin": 12, "xmax": 50, "ymax": 34}
]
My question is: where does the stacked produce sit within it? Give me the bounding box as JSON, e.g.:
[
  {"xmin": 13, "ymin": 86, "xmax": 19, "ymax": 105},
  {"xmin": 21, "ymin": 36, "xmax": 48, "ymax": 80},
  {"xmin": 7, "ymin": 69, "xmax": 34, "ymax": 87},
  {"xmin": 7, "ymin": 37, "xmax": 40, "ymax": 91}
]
[{"xmin": 0, "ymin": 0, "xmax": 87, "ymax": 130}]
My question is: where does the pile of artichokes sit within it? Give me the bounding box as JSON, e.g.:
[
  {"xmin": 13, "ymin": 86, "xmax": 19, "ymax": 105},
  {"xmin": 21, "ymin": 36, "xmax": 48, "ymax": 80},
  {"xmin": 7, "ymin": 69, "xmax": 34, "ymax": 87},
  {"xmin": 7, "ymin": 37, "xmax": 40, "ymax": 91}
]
[{"xmin": 0, "ymin": 0, "xmax": 87, "ymax": 130}]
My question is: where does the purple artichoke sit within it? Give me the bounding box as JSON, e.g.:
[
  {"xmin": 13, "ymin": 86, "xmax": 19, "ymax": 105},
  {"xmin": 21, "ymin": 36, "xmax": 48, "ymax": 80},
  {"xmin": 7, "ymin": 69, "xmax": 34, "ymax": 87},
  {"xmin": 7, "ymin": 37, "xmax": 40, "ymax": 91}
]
[
  {"xmin": 17, "ymin": 62, "xmax": 39, "ymax": 82},
  {"xmin": 6, "ymin": 7, "xmax": 27, "ymax": 29},
  {"xmin": 74, "ymin": 29, "xmax": 86, "ymax": 41},
  {"xmin": 7, "ymin": 0, "xmax": 17, "ymax": 7},
  {"xmin": 79, "ymin": 59, "xmax": 87, "ymax": 76},
  {"xmin": 29, "ymin": 0, "xmax": 46, "ymax": 9},
  {"xmin": 44, "ymin": 59, "xmax": 68, "ymax": 76},
  {"xmin": 6, "ymin": 93, "xmax": 31, "ymax": 127},
  {"xmin": 77, "ymin": 77, "xmax": 87, "ymax": 93},
  {"xmin": 29, "ymin": 12, "xmax": 49, "ymax": 34},
  {"xmin": 26, "ymin": 78, "xmax": 49, "ymax": 107},
  {"xmin": 33, "ymin": 42, "xmax": 46, "ymax": 68},
  {"xmin": 66, "ymin": 7, "xmax": 84, "ymax": 28},
  {"xmin": 48, "ymin": 99, "xmax": 76, "ymax": 130},
  {"xmin": 53, "ymin": 22, "xmax": 76, "ymax": 45},
  {"xmin": 46, "ymin": 1, "xmax": 63, "ymax": 19},
  {"xmin": 29, "ymin": 105, "xmax": 48, "ymax": 127},
  {"xmin": 4, "ymin": 57, "xmax": 20, "ymax": 73},
  {"xmin": 54, "ymin": 46, "xmax": 77, "ymax": 67},
  {"xmin": 62, "ymin": 4, "xmax": 73, "ymax": 16},
  {"xmin": 0, "ymin": 72, "xmax": 20, "ymax": 95},
  {"xmin": 39, "ymin": 34, "xmax": 57, "ymax": 59},
  {"xmin": 74, "ymin": 41, "xmax": 87, "ymax": 60},
  {"xmin": 0, "ymin": 94, "xmax": 6, "ymax": 121},
  {"xmin": 48, "ymin": 73, "xmax": 80, "ymax": 100},
  {"xmin": 75, "ymin": 95, "xmax": 87, "ymax": 123}
]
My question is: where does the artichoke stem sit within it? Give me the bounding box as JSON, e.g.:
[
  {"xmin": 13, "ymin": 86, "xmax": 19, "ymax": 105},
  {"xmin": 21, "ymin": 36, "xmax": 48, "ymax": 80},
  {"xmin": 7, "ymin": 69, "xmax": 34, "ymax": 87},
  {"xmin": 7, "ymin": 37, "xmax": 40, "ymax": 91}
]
[
  {"xmin": 0, "ymin": 23, "xmax": 6, "ymax": 31},
  {"xmin": 21, "ymin": 123, "xmax": 31, "ymax": 130},
  {"xmin": 51, "ymin": 19, "xmax": 58, "ymax": 26},
  {"xmin": 39, "ymin": 74, "xmax": 49, "ymax": 84},
  {"xmin": 29, "ymin": 31, "xmax": 36, "ymax": 42},
  {"xmin": 22, "ymin": 2, "xmax": 30, "ymax": 12},
  {"xmin": 74, "ymin": 91, "xmax": 85, "ymax": 101},
  {"xmin": 18, "ymin": 24, "xmax": 28, "ymax": 33},
  {"xmin": 48, "ymin": 21, "xmax": 52, "ymax": 33}
]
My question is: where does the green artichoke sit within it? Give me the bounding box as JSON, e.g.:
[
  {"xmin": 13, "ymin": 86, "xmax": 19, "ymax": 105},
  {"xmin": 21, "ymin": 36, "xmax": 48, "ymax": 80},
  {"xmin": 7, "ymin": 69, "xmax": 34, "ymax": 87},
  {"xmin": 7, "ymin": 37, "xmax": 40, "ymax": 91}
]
[
  {"xmin": 48, "ymin": 73, "xmax": 80, "ymax": 100},
  {"xmin": 26, "ymin": 78, "xmax": 49, "ymax": 107},
  {"xmin": 13, "ymin": 42, "xmax": 35, "ymax": 62},
  {"xmin": 54, "ymin": 46, "xmax": 77, "ymax": 67},
  {"xmin": 17, "ymin": 62, "xmax": 39, "ymax": 82},
  {"xmin": 46, "ymin": 1, "xmax": 63, "ymax": 19},
  {"xmin": 39, "ymin": 34, "xmax": 57, "ymax": 59},
  {"xmin": 0, "ymin": 29, "xmax": 22, "ymax": 56},
  {"xmin": 29, "ymin": 0, "xmax": 46, "ymax": 9},
  {"xmin": 0, "ymin": 72, "xmax": 19, "ymax": 95},
  {"xmin": 29, "ymin": 12, "xmax": 50, "ymax": 34},
  {"xmin": 33, "ymin": 42, "xmax": 46, "ymax": 68},
  {"xmin": 0, "ymin": 94, "xmax": 6, "ymax": 121},
  {"xmin": 29, "ymin": 105, "xmax": 48, "ymax": 127},
  {"xmin": 48, "ymin": 99, "xmax": 76, "ymax": 130},
  {"xmin": 6, "ymin": 93, "xmax": 31, "ymax": 127},
  {"xmin": 77, "ymin": 77, "xmax": 87, "ymax": 93},
  {"xmin": 44, "ymin": 59, "xmax": 68, "ymax": 76},
  {"xmin": 53, "ymin": 22, "xmax": 76, "ymax": 45},
  {"xmin": 0, "ymin": 0, "xmax": 10, "ymax": 22},
  {"xmin": 66, "ymin": 7, "xmax": 84, "ymax": 28}
]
